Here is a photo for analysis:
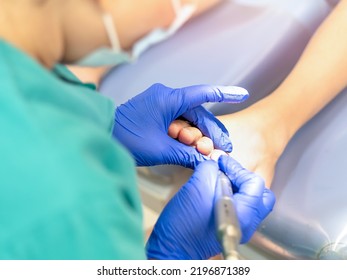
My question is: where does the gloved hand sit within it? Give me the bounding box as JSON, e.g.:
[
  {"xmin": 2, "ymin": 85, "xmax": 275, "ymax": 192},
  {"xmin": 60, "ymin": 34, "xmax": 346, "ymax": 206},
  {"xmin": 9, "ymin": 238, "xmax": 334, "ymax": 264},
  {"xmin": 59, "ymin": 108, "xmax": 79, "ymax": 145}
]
[
  {"xmin": 113, "ymin": 83, "xmax": 248, "ymax": 168},
  {"xmin": 218, "ymin": 155, "xmax": 276, "ymax": 243},
  {"xmin": 146, "ymin": 156, "xmax": 275, "ymax": 260}
]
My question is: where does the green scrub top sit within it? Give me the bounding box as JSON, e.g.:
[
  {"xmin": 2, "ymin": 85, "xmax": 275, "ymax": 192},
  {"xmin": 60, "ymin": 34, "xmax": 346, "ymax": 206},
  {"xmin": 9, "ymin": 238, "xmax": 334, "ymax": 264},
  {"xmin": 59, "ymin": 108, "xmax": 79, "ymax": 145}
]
[{"xmin": 0, "ymin": 40, "xmax": 146, "ymax": 260}]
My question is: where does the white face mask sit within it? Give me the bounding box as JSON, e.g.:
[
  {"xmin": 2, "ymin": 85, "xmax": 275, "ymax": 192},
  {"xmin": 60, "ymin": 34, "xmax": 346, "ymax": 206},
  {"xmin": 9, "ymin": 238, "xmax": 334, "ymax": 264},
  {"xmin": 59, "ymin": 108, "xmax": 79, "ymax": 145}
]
[{"xmin": 76, "ymin": 0, "xmax": 196, "ymax": 67}]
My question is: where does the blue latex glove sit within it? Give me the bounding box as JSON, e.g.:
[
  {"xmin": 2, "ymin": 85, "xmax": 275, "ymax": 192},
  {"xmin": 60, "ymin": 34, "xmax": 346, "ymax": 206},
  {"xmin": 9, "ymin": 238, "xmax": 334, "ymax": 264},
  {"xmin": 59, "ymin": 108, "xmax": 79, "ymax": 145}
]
[
  {"xmin": 218, "ymin": 156, "xmax": 276, "ymax": 243},
  {"xmin": 146, "ymin": 156, "xmax": 275, "ymax": 260},
  {"xmin": 113, "ymin": 83, "xmax": 248, "ymax": 168}
]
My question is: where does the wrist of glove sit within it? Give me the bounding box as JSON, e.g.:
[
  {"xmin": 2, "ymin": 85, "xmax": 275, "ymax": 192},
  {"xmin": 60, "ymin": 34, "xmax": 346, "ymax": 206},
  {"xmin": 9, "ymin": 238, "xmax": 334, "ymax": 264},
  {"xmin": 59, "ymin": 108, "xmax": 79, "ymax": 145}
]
[{"xmin": 146, "ymin": 156, "xmax": 275, "ymax": 260}]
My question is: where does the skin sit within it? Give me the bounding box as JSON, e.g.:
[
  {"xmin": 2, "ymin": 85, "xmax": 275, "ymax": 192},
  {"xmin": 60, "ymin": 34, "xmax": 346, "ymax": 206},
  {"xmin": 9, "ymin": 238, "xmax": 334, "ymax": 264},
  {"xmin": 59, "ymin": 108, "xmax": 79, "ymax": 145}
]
[
  {"xmin": 168, "ymin": 119, "xmax": 214, "ymax": 155},
  {"xmin": 169, "ymin": 0, "xmax": 347, "ymax": 187},
  {"xmin": 0, "ymin": 0, "xmax": 110, "ymax": 68},
  {"xmin": 0, "ymin": 0, "xmax": 220, "ymax": 69},
  {"xmin": 68, "ymin": 0, "xmax": 223, "ymax": 84}
]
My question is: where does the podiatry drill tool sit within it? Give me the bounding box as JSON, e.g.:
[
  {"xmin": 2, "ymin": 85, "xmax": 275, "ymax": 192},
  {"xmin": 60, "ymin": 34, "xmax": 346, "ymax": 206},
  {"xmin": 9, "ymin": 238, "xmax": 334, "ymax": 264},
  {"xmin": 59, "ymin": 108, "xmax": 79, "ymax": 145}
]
[{"xmin": 215, "ymin": 171, "xmax": 241, "ymax": 260}]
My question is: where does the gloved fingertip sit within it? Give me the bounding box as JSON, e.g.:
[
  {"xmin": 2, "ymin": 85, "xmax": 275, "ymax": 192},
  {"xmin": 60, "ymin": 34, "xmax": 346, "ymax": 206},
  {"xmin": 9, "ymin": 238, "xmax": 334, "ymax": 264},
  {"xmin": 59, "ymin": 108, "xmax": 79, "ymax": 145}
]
[
  {"xmin": 263, "ymin": 189, "xmax": 276, "ymax": 212},
  {"xmin": 210, "ymin": 150, "xmax": 228, "ymax": 162},
  {"xmin": 217, "ymin": 155, "xmax": 229, "ymax": 171},
  {"xmin": 217, "ymin": 155, "xmax": 237, "ymax": 172},
  {"xmin": 218, "ymin": 155, "xmax": 244, "ymax": 172},
  {"xmin": 224, "ymin": 143, "xmax": 233, "ymax": 153},
  {"xmin": 218, "ymin": 86, "xmax": 249, "ymax": 103},
  {"xmin": 200, "ymin": 154, "xmax": 211, "ymax": 165},
  {"xmin": 213, "ymin": 133, "xmax": 233, "ymax": 153}
]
